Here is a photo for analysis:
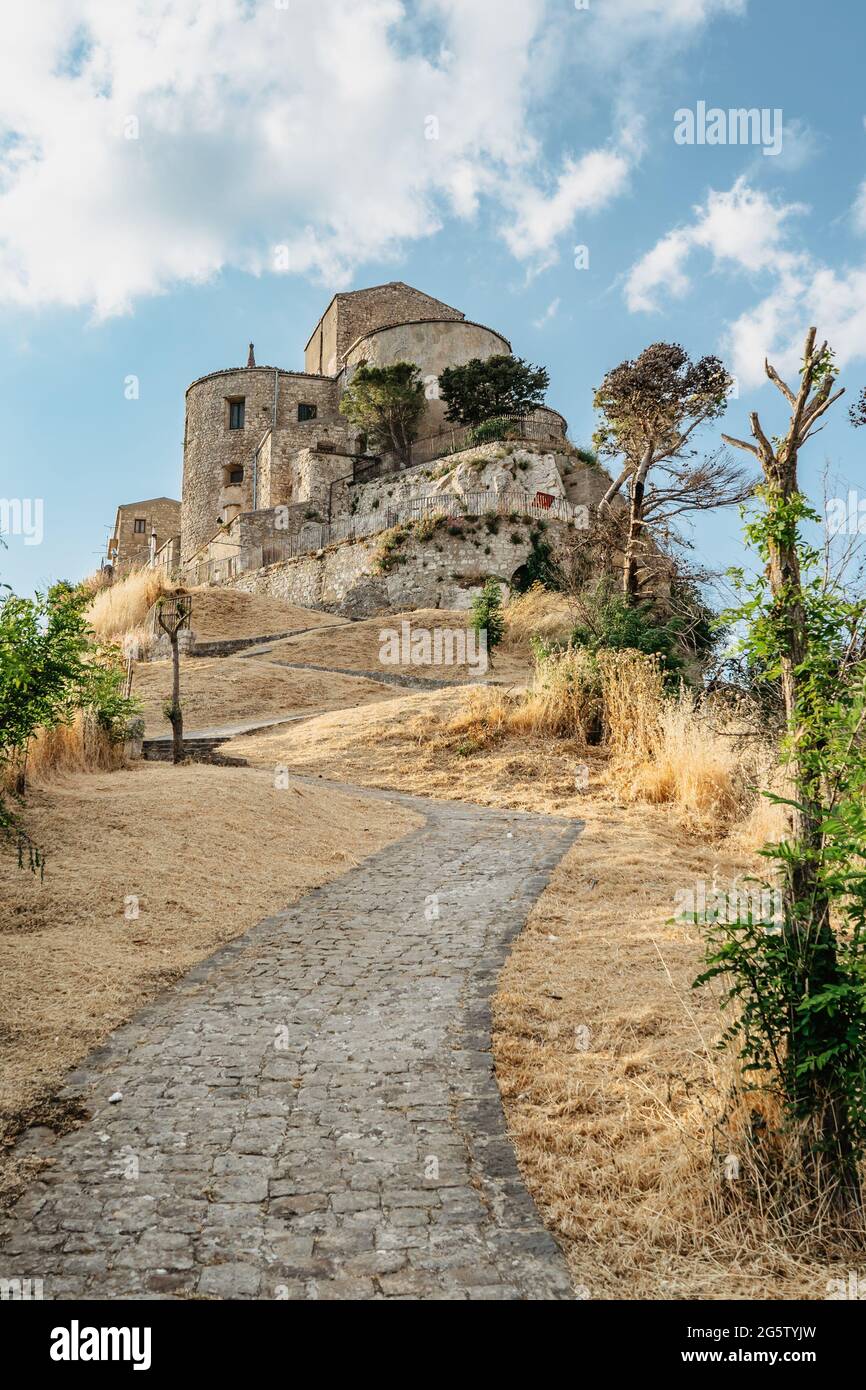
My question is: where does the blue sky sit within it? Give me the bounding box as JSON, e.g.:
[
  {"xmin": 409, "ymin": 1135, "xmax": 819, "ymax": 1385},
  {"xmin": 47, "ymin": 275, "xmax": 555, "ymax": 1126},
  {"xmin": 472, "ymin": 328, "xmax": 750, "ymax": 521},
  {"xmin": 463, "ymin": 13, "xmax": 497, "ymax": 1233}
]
[{"xmin": 2, "ymin": 0, "xmax": 864, "ymax": 602}]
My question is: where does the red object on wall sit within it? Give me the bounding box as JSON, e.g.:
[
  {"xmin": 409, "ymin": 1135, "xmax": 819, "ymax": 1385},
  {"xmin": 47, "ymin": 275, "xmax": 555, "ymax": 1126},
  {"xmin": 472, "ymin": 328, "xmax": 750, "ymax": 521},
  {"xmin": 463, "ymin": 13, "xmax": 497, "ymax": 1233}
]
[{"xmin": 534, "ymin": 491, "xmax": 554, "ymax": 509}]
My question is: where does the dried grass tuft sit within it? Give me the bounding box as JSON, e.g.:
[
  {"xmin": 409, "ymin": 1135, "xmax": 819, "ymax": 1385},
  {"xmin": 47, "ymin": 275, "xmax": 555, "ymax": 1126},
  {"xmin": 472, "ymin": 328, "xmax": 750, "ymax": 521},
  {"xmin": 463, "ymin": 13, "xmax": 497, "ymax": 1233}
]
[{"xmin": 86, "ymin": 568, "xmax": 174, "ymax": 643}]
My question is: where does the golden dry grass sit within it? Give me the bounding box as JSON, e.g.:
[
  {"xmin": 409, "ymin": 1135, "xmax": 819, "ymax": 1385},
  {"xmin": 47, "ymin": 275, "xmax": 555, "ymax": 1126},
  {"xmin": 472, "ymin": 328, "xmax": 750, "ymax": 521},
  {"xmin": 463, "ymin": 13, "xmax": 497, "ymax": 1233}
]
[
  {"xmin": 501, "ymin": 583, "xmax": 574, "ymax": 650},
  {"xmin": 222, "ymin": 687, "xmax": 594, "ymax": 814},
  {"xmin": 86, "ymin": 568, "xmax": 173, "ymax": 643},
  {"xmin": 0, "ymin": 762, "xmax": 421, "ymax": 1192},
  {"xmin": 187, "ymin": 588, "xmax": 344, "ymax": 642},
  {"xmin": 494, "ymin": 797, "xmax": 832, "ymax": 1300},
  {"xmin": 131, "ymin": 654, "xmax": 398, "ymax": 735},
  {"xmin": 2, "ymin": 713, "xmax": 124, "ymax": 794},
  {"xmin": 263, "ymin": 609, "xmax": 533, "ymax": 686}
]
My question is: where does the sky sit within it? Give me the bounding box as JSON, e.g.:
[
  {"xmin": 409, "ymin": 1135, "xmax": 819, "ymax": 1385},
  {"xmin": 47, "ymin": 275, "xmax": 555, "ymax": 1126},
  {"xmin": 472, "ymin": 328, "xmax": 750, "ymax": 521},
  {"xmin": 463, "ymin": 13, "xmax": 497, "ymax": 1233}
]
[{"xmin": 1, "ymin": 0, "xmax": 865, "ymax": 602}]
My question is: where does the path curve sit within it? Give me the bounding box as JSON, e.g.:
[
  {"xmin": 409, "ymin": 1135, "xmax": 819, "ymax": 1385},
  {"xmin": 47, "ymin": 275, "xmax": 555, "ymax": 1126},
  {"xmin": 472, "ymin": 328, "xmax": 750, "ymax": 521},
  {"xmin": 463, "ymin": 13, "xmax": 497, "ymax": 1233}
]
[{"xmin": 0, "ymin": 780, "xmax": 580, "ymax": 1301}]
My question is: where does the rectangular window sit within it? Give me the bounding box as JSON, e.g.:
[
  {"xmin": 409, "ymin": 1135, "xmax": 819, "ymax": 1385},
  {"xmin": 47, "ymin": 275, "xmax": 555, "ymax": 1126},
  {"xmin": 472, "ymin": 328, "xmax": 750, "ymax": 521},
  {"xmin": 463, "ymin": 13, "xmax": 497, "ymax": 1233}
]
[
  {"xmin": 298, "ymin": 402, "xmax": 317, "ymax": 422},
  {"xmin": 228, "ymin": 399, "xmax": 245, "ymax": 429},
  {"xmin": 229, "ymin": 467, "xmax": 244, "ymax": 485},
  {"xmin": 133, "ymin": 518, "xmax": 146, "ymax": 533}
]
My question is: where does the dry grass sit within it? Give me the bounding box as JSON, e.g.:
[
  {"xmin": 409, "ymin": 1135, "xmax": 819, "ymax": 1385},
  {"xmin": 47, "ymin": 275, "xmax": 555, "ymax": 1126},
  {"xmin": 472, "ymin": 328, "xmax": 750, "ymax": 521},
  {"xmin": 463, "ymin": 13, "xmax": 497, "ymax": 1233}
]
[
  {"xmin": 2, "ymin": 713, "xmax": 123, "ymax": 793},
  {"xmin": 131, "ymin": 654, "xmax": 398, "ymax": 735},
  {"xmin": 502, "ymin": 584, "xmax": 574, "ymax": 650},
  {"xmin": 186, "ymin": 588, "xmax": 344, "ymax": 642},
  {"xmin": 0, "ymin": 762, "xmax": 421, "ymax": 1197},
  {"xmin": 494, "ymin": 800, "xmax": 834, "ymax": 1300},
  {"xmin": 435, "ymin": 645, "xmax": 787, "ymax": 844},
  {"xmin": 86, "ymin": 568, "xmax": 173, "ymax": 643},
  {"xmin": 263, "ymin": 609, "xmax": 533, "ymax": 686}
]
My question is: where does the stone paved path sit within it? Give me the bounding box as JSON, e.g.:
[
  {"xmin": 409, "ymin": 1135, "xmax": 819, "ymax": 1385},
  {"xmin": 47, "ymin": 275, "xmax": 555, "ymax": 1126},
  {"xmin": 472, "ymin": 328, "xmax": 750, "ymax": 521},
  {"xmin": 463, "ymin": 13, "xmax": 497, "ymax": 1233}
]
[{"xmin": 0, "ymin": 781, "xmax": 581, "ymax": 1301}]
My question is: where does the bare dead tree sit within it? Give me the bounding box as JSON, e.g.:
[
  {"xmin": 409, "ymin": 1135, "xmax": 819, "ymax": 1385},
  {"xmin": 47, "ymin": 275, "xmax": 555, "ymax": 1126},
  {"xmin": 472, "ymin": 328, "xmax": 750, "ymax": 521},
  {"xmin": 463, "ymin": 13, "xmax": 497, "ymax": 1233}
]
[
  {"xmin": 721, "ymin": 329, "xmax": 844, "ymax": 867},
  {"xmin": 156, "ymin": 596, "xmax": 190, "ymax": 765}
]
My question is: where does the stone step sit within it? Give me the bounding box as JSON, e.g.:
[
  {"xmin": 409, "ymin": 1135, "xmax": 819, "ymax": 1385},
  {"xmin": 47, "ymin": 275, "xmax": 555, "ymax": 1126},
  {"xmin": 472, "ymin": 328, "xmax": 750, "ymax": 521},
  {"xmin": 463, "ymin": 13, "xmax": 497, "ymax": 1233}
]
[{"xmin": 141, "ymin": 735, "xmax": 244, "ymax": 764}]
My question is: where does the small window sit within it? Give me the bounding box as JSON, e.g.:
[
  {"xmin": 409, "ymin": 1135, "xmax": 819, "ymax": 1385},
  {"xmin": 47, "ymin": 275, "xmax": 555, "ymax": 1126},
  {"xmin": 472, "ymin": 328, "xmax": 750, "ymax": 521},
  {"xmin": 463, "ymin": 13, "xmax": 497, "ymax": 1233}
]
[
  {"xmin": 228, "ymin": 467, "xmax": 244, "ymax": 486},
  {"xmin": 228, "ymin": 399, "xmax": 245, "ymax": 429},
  {"xmin": 298, "ymin": 402, "xmax": 317, "ymax": 422},
  {"xmin": 133, "ymin": 518, "xmax": 146, "ymax": 534}
]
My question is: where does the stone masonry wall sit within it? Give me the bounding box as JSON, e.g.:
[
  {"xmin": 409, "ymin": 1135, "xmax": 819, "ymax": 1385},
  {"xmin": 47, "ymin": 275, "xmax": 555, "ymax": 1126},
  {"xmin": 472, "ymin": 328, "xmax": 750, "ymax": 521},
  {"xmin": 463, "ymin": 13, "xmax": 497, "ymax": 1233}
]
[
  {"xmin": 348, "ymin": 443, "xmax": 570, "ymax": 517},
  {"xmin": 230, "ymin": 516, "xmax": 574, "ymax": 618},
  {"xmin": 111, "ymin": 497, "xmax": 180, "ymax": 572},
  {"xmin": 304, "ymin": 282, "xmax": 465, "ymax": 375},
  {"xmin": 182, "ymin": 368, "xmax": 344, "ymax": 561}
]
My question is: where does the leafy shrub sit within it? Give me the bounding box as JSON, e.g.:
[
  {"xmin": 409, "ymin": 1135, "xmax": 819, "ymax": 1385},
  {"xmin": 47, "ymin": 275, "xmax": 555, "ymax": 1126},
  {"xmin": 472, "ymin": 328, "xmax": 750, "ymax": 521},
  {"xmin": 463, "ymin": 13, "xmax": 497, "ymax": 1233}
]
[
  {"xmin": 470, "ymin": 578, "xmax": 505, "ymax": 658},
  {"xmin": 372, "ymin": 525, "xmax": 409, "ymax": 574},
  {"xmin": 571, "ymin": 588, "xmax": 685, "ymax": 682},
  {"xmin": 468, "ymin": 417, "xmax": 519, "ymax": 445}
]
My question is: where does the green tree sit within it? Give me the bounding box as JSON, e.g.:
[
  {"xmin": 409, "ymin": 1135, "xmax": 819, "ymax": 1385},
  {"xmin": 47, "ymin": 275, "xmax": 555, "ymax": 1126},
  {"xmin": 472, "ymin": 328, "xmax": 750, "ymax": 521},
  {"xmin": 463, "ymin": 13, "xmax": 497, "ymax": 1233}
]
[
  {"xmin": 593, "ymin": 343, "xmax": 744, "ymax": 600},
  {"xmin": 438, "ymin": 355, "xmax": 549, "ymax": 428},
  {"xmin": 470, "ymin": 578, "xmax": 505, "ymax": 663},
  {"xmin": 0, "ymin": 582, "xmax": 135, "ymax": 867},
  {"xmin": 570, "ymin": 585, "xmax": 685, "ymax": 682},
  {"xmin": 698, "ymin": 329, "xmax": 866, "ymax": 1216},
  {"xmin": 339, "ymin": 361, "xmax": 426, "ymax": 464}
]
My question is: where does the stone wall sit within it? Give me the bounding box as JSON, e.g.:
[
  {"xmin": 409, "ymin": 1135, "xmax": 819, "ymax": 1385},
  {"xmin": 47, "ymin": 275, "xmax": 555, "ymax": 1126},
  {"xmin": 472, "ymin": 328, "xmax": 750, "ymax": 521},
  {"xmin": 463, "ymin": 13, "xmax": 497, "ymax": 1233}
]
[
  {"xmin": 109, "ymin": 497, "xmax": 180, "ymax": 572},
  {"xmin": 230, "ymin": 515, "xmax": 575, "ymax": 618},
  {"xmin": 304, "ymin": 281, "xmax": 465, "ymax": 376},
  {"xmin": 348, "ymin": 443, "xmax": 571, "ymax": 517},
  {"xmin": 342, "ymin": 319, "xmax": 512, "ymax": 440},
  {"xmin": 151, "ymin": 535, "xmax": 180, "ymax": 574},
  {"xmin": 182, "ymin": 367, "xmax": 345, "ymax": 561}
]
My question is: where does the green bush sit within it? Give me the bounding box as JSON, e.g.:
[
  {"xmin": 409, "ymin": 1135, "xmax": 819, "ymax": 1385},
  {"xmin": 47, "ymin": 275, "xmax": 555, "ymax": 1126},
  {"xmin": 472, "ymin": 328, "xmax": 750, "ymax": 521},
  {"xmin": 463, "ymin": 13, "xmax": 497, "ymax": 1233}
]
[
  {"xmin": 569, "ymin": 586, "xmax": 685, "ymax": 681},
  {"xmin": 0, "ymin": 582, "xmax": 137, "ymax": 868},
  {"xmin": 468, "ymin": 417, "xmax": 519, "ymax": 445},
  {"xmin": 470, "ymin": 578, "xmax": 505, "ymax": 659}
]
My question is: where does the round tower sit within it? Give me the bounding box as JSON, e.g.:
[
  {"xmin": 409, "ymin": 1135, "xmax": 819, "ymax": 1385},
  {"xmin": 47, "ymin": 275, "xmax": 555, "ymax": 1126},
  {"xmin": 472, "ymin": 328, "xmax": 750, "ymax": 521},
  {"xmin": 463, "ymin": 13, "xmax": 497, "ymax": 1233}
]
[
  {"xmin": 341, "ymin": 318, "xmax": 512, "ymax": 438},
  {"xmin": 181, "ymin": 357, "xmax": 345, "ymax": 562}
]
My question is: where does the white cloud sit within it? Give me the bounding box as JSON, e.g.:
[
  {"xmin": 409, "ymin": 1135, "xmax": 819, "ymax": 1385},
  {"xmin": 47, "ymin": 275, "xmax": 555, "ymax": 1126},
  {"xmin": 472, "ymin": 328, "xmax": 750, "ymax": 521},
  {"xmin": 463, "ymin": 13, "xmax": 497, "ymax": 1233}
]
[
  {"xmin": 625, "ymin": 174, "xmax": 866, "ymax": 387},
  {"xmin": 502, "ymin": 148, "xmax": 632, "ymax": 265},
  {"xmin": 625, "ymin": 227, "xmax": 694, "ymax": 312},
  {"xmin": 533, "ymin": 296, "xmax": 561, "ymax": 329},
  {"xmin": 0, "ymin": 0, "xmax": 746, "ymax": 318},
  {"xmin": 574, "ymin": 0, "xmax": 745, "ymax": 67},
  {"xmin": 625, "ymin": 178, "xmax": 804, "ymax": 314}
]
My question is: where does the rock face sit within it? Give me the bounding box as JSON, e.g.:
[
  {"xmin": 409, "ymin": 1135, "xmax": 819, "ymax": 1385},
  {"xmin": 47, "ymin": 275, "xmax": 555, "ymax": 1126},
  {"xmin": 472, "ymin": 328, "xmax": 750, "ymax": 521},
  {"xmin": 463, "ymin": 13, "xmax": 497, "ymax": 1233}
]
[{"xmin": 230, "ymin": 512, "xmax": 571, "ymax": 618}]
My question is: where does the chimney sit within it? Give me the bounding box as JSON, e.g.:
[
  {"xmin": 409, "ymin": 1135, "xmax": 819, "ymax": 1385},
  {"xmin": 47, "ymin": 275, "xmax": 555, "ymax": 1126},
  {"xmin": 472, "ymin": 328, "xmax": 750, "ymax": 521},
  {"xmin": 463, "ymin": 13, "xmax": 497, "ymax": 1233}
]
[{"xmin": 247, "ymin": 342, "xmax": 256, "ymax": 367}]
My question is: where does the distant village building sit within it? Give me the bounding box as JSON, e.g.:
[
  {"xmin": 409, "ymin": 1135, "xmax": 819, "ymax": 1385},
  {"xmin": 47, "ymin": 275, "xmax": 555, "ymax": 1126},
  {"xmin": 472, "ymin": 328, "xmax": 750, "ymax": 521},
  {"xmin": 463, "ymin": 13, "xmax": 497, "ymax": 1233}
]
[{"xmin": 106, "ymin": 497, "xmax": 181, "ymax": 575}]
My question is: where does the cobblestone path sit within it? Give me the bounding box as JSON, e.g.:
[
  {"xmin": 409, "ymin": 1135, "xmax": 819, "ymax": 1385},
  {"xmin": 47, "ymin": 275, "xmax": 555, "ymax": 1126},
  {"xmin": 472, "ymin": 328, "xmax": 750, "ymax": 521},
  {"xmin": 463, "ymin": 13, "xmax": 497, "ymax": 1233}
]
[{"xmin": 0, "ymin": 782, "xmax": 581, "ymax": 1300}]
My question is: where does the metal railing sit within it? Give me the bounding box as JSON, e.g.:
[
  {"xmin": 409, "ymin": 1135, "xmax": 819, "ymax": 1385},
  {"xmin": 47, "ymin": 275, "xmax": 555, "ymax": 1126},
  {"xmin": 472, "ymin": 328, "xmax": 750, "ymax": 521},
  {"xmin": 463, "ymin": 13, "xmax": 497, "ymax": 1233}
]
[
  {"xmin": 189, "ymin": 487, "xmax": 582, "ymax": 588},
  {"xmin": 408, "ymin": 414, "xmax": 567, "ymax": 469}
]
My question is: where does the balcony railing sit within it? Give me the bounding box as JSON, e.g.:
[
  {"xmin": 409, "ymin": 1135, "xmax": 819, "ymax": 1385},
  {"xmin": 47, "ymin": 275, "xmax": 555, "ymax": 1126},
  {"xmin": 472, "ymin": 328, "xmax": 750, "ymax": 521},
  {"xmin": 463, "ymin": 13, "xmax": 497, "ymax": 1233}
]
[{"xmin": 189, "ymin": 487, "xmax": 584, "ymax": 588}]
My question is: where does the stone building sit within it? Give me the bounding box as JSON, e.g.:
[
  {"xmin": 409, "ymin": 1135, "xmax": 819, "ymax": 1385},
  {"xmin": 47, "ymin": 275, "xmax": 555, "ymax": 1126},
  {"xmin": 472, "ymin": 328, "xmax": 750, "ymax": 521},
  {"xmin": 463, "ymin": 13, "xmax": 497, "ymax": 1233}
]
[
  {"xmin": 106, "ymin": 497, "xmax": 180, "ymax": 574},
  {"xmin": 179, "ymin": 281, "xmax": 568, "ymax": 565}
]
